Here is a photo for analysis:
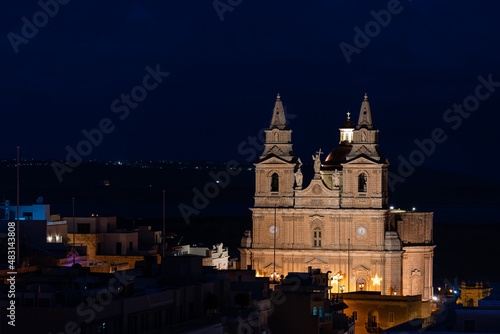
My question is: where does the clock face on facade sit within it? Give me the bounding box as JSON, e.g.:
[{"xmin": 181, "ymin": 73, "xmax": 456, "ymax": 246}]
[
  {"xmin": 269, "ymin": 225, "xmax": 279, "ymax": 234},
  {"xmin": 356, "ymin": 226, "xmax": 367, "ymax": 236}
]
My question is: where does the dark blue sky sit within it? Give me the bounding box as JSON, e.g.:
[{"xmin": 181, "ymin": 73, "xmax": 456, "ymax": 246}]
[{"xmin": 1, "ymin": 0, "xmax": 500, "ymax": 178}]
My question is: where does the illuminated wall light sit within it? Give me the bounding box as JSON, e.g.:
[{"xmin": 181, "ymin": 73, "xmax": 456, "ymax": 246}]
[
  {"xmin": 371, "ymin": 274, "xmax": 382, "ymax": 286},
  {"xmin": 47, "ymin": 236, "xmax": 52, "ymax": 242}
]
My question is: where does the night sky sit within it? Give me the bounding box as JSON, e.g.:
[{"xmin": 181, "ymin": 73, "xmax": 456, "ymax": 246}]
[{"xmin": 2, "ymin": 0, "xmax": 500, "ymax": 179}]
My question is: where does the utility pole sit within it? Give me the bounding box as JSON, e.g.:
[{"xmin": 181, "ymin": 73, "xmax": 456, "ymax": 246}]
[
  {"xmin": 162, "ymin": 190, "xmax": 166, "ymax": 259},
  {"xmin": 72, "ymin": 197, "xmax": 75, "ymax": 265},
  {"xmin": 16, "ymin": 146, "xmax": 20, "ymax": 266},
  {"xmin": 273, "ymin": 204, "xmax": 277, "ymax": 281}
]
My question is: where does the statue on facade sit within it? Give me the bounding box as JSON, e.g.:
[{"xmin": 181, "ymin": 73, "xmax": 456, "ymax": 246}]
[
  {"xmin": 294, "ymin": 168, "xmax": 303, "ymax": 189},
  {"xmin": 333, "ymin": 169, "xmax": 340, "ymax": 187},
  {"xmin": 294, "ymin": 158, "xmax": 303, "ymax": 189},
  {"xmin": 312, "ymin": 149, "xmax": 323, "ymax": 176}
]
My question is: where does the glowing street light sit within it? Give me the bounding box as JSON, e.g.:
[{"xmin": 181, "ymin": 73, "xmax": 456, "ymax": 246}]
[{"xmin": 332, "ymin": 272, "xmax": 344, "ymax": 293}]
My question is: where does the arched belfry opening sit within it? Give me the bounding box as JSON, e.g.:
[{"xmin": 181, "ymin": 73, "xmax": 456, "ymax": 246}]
[
  {"xmin": 271, "ymin": 173, "xmax": 279, "ymax": 192},
  {"xmin": 358, "ymin": 173, "xmax": 367, "ymax": 192}
]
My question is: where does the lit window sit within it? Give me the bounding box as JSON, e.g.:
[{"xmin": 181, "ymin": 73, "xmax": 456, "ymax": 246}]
[{"xmin": 313, "ymin": 307, "xmax": 317, "ymax": 316}]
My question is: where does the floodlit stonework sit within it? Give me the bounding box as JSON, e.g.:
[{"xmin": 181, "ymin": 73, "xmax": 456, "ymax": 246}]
[{"xmin": 240, "ymin": 94, "xmax": 435, "ymax": 301}]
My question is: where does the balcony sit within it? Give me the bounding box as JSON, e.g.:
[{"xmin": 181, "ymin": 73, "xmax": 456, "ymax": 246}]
[{"xmin": 365, "ymin": 321, "xmax": 382, "ymax": 334}]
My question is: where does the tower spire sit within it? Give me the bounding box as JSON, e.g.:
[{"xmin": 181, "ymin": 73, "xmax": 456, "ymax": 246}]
[
  {"xmin": 357, "ymin": 93, "xmax": 374, "ymax": 129},
  {"xmin": 270, "ymin": 93, "xmax": 288, "ymax": 130}
]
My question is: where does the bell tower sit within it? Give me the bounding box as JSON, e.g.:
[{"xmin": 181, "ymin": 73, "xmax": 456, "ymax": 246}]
[
  {"xmin": 254, "ymin": 94, "xmax": 299, "ymax": 207},
  {"xmin": 341, "ymin": 94, "xmax": 389, "ymax": 208}
]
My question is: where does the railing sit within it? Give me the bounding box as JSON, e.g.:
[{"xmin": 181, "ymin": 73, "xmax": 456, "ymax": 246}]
[{"xmin": 365, "ymin": 322, "xmax": 382, "ymax": 334}]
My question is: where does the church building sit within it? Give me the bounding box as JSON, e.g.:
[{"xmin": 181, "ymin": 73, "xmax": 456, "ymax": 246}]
[{"xmin": 240, "ymin": 94, "xmax": 435, "ymax": 301}]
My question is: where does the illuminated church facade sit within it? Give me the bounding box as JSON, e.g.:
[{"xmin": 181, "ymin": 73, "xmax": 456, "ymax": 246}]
[{"xmin": 240, "ymin": 94, "xmax": 435, "ymax": 301}]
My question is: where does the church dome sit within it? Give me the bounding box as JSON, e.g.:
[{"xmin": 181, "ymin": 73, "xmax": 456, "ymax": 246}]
[
  {"xmin": 341, "ymin": 119, "xmax": 355, "ymax": 129},
  {"xmin": 321, "ymin": 144, "xmax": 352, "ymax": 170}
]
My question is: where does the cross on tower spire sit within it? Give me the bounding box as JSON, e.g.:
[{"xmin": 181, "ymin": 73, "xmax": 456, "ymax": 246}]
[{"xmin": 357, "ymin": 92, "xmax": 374, "ymax": 129}]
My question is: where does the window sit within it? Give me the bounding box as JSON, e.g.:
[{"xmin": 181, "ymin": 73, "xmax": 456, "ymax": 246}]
[
  {"xmin": 358, "ymin": 173, "xmax": 367, "ymax": 192},
  {"xmin": 464, "ymin": 319, "xmax": 475, "ymax": 333},
  {"xmin": 116, "ymin": 242, "xmax": 122, "ymax": 255},
  {"xmin": 129, "ymin": 242, "xmax": 133, "ymax": 251},
  {"xmin": 353, "ymin": 311, "xmax": 357, "ymax": 320},
  {"xmin": 356, "ymin": 278, "xmax": 366, "ymax": 291},
  {"xmin": 389, "ymin": 312, "xmax": 394, "ymax": 323},
  {"xmin": 313, "ymin": 307, "xmax": 318, "ymax": 316},
  {"xmin": 271, "ymin": 173, "xmax": 279, "ymax": 192},
  {"xmin": 313, "ymin": 227, "xmax": 321, "ymax": 247},
  {"xmin": 77, "ymin": 223, "xmax": 90, "ymax": 234},
  {"xmin": 319, "ymin": 306, "xmax": 323, "ymax": 317}
]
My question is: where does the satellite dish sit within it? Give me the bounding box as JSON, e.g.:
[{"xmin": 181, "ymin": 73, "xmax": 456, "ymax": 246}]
[{"xmin": 36, "ymin": 196, "xmax": 43, "ymax": 204}]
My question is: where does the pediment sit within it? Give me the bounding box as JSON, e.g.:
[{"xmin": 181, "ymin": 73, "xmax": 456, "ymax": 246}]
[
  {"xmin": 344, "ymin": 155, "xmax": 379, "ymax": 165},
  {"xmin": 258, "ymin": 155, "xmax": 291, "ymax": 164},
  {"xmin": 353, "ymin": 265, "xmax": 370, "ymax": 272},
  {"xmin": 355, "ymin": 145, "xmax": 371, "ymax": 156},
  {"xmin": 306, "ymin": 257, "xmax": 328, "ymax": 265},
  {"xmin": 296, "ymin": 179, "xmax": 335, "ymax": 198},
  {"xmin": 264, "ymin": 263, "xmax": 282, "ymax": 269}
]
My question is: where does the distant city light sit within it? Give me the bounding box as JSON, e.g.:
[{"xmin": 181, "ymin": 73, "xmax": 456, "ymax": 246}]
[
  {"xmin": 389, "ymin": 206, "xmax": 394, "ymax": 210},
  {"xmin": 432, "ymin": 296, "xmax": 438, "ymax": 301},
  {"xmin": 412, "ymin": 207, "xmax": 416, "ymax": 211}
]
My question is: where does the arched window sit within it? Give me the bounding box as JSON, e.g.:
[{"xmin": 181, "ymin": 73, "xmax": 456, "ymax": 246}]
[
  {"xmin": 356, "ymin": 277, "xmax": 366, "ymax": 291},
  {"xmin": 271, "ymin": 173, "xmax": 279, "ymax": 192},
  {"xmin": 358, "ymin": 173, "xmax": 367, "ymax": 192},
  {"xmin": 313, "ymin": 227, "xmax": 321, "ymax": 247}
]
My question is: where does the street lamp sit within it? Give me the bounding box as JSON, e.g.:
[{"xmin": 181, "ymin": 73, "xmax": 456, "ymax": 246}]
[
  {"xmin": 359, "ymin": 282, "xmax": 365, "ymax": 291},
  {"xmin": 333, "ymin": 272, "xmax": 344, "ymax": 293}
]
